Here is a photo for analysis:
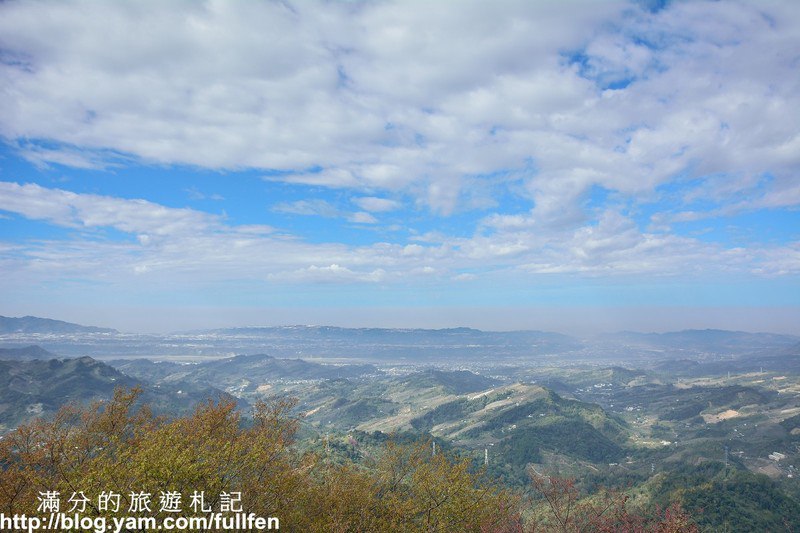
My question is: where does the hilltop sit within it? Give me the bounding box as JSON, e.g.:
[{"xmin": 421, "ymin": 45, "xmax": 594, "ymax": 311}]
[
  {"xmin": 0, "ymin": 315, "xmax": 117, "ymax": 334},
  {"xmin": 0, "ymin": 356, "xmax": 235, "ymax": 433},
  {"xmin": 0, "ymin": 345, "xmax": 59, "ymax": 360}
]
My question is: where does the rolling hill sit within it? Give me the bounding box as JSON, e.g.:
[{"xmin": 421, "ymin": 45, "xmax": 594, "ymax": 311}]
[
  {"xmin": 0, "ymin": 345, "xmax": 59, "ymax": 360},
  {"xmin": 0, "ymin": 315, "xmax": 117, "ymax": 334},
  {"xmin": 0, "ymin": 356, "xmax": 237, "ymax": 433}
]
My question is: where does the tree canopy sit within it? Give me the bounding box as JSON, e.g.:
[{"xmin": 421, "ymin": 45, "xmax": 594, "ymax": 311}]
[{"xmin": 0, "ymin": 388, "xmax": 521, "ymax": 532}]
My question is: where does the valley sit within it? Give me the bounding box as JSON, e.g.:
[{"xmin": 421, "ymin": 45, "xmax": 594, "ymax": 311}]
[{"xmin": 1, "ymin": 316, "xmax": 799, "ymax": 530}]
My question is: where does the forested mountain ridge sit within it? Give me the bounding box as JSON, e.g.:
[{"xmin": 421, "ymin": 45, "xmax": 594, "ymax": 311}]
[
  {"xmin": 0, "ymin": 388, "xmax": 699, "ymax": 532},
  {"xmin": 0, "ymin": 356, "xmax": 235, "ymax": 432}
]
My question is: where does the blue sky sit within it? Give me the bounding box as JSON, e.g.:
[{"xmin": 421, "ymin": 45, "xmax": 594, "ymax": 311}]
[{"xmin": 1, "ymin": 0, "xmax": 799, "ymax": 333}]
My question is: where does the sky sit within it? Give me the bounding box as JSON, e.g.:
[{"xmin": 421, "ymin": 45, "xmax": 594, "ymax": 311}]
[{"xmin": 0, "ymin": 0, "xmax": 799, "ymax": 334}]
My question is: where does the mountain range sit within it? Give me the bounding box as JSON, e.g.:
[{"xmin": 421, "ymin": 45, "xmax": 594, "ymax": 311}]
[{"xmin": 3, "ymin": 315, "xmax": 799, "ymax": 364}]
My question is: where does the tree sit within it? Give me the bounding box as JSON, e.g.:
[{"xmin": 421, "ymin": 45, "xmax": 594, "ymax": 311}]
[
  {"xmin": 0, "ymin": 387, "xmax": 523, "ymax": 532},
  {"xmin": 527, "ymin": 473, "xmax": 698, "ymax": 533}
]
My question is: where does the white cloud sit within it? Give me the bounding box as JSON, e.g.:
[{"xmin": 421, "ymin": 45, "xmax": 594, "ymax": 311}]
[
  {"xmin": 7, "ymin": 0, "xmax": 796, "ymax": 219},
  {"xmin": 269, "ymin": 264, "xmax": 387, "ymax": 284},
  {"xmin": 272, "ymin": 199, "xmax": 339, "ymax": 218},
  {"xmin": 347, "ymin": 211, "xmax": 378, "ymax": 224},
  {"xmin": 186, "ymin": 187, "xmax": 224, "ymax": 201},
  {"xmin": 353, "ymin": 196, "xmax": 402, "ymax": 213},
  {"xmin": 0, "ymin": 182, "xmax": 797, "ymax": 293},
  {"xmin": 272, "ymin": 199, "xmax": 380, "ymax": 224},
  {"xmin": 15, "ymin": 144, "xmax": 116, "ymax": 170},
  {"xmin": 0, "ymin": 182, "xmax": 216, "ymax": 236},
  {"xmin": 1, "ymin": 0, "xmax": 799, "ymax": 301}
]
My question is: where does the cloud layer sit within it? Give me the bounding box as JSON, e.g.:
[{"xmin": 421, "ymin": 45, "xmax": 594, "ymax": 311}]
[
  {"xmin": 2, "ymin": 1, "xmax": 797, "ymax": 214},
  {"xmin": 0, "ymin": 0, "xmax": 799, "ymax": 329}
]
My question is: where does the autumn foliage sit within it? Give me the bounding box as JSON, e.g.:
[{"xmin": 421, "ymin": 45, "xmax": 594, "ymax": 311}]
[
  {"xmin": 0, "ymin": 388, "xmax": 521, "ymax": 532},
  {"xmin": 0, "ymin": 387, "xmax": 698, "ymax": 532},
  {"xmin": 527, "ymin": 474, "xmax": 698, "ymax": 533}
]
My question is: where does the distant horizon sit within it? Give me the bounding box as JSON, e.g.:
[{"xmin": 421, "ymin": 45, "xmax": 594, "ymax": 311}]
[{"xmin": 2, "ymin": 308, "xmax": 799, "ymax": 338}]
